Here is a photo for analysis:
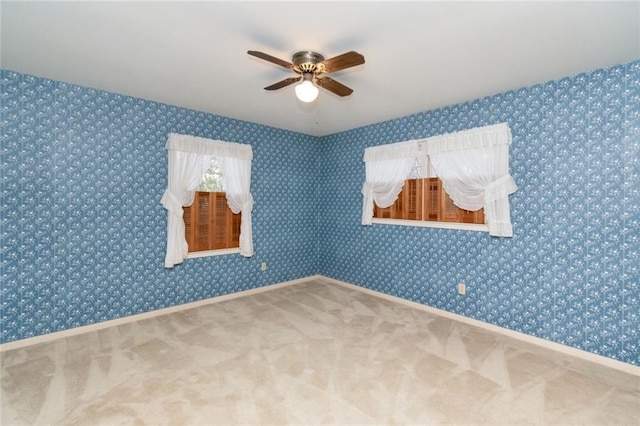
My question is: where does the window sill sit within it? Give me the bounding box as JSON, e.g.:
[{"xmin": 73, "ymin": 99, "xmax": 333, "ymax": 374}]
[
  {"xmin": 186, "ymin": 247, "xmax": 241, "ymax": 259},
  {"xmin": 371, "ymin": 218, "xmax": 489, "ymax": 232}
]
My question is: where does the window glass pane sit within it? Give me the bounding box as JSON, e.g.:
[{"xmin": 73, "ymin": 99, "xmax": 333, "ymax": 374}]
[
  {"xmin": 407, "ymin": 157, "xmax": 422, "ymax": 179},
  {"xmin": 408, "ymin": 155, "xmax": 436, "ymax": 179},
  {"xmin": 197, "ymin": 158, "xmax": 223, "ymax": 192}
]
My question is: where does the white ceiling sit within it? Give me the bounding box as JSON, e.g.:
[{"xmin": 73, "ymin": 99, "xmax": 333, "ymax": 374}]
[{"xmin": 2, "ymin": 1, "xmax": 638, "ymax": 137}]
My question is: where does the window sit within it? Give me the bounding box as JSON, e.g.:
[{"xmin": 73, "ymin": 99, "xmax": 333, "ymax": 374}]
[
  {"xmin": 361, "ymin": 123, "xmax": 517, "ymax": 236},
  {"xmin": 161, "ymin": 133, "xmax": 254, "ymax": 268},
  {"xmin": 183, "ymin": 159, "xmax": 241, "ymax": 253}
]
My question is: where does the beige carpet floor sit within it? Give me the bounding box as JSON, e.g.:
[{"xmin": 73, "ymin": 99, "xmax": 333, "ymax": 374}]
[{"xmin": 2, "ymin": 278, "xmax": 639, "ymax": 425}]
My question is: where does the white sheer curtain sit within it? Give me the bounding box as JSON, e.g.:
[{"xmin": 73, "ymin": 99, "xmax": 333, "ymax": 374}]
[
  {"xmin": 218, "ymin": 155, "xmax": 254, "ymax": 257},
  {"xmin": 361, "ymin": 140, "xmax": 420, "ymax": 225},
  {"xmin": 161, "ymin": 133, "xmax": 254, "ymax": 268},
  {"xmin": 424, "ymin": 123, "xmax": 517, "ymax": 237}
]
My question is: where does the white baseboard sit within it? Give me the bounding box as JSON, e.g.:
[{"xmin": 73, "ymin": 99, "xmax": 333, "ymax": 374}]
[
  {"xmin": 319, "ymin": 275, "xmax": 640, "ymax": 377},
  {"xmin": 2, "ymin": 273, "xmax": 639, "ymax": 377},
  {"xmin": 0, "ymin": 275, "xmax": 322, "ymax": 352}
]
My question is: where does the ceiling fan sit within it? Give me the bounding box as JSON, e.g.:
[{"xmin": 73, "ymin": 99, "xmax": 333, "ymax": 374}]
[{"xmin": 247, "ymin": 50, "xmax": 365, "ymax": 102}]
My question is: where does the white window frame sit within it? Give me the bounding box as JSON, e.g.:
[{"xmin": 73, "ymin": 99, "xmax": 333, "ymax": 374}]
[
  {"xmin": 372, "ymin": 217, "xmax": 489, "ymax": 232},
  {"xmin": 186, "ymin": 247, "xmax": 241, "ymax": 259}
]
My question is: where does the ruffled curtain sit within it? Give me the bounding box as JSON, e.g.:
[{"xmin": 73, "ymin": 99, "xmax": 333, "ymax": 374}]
[
  {"xmin": 361, "ymin": 140, "xmax": 420, "ymax": 225},
  {"xmin": 424, "ymin": 123, "xmax": 517, "ymax": 237},
  {"xmin": 218, "ymin": 156, "xmax": 254, "ymax": 257},
  {"xmin": 161, "ymin": 133, "xmax": 254, "ymax": 268}
]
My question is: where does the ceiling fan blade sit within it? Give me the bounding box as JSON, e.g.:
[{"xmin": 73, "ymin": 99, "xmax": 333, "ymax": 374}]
[
  {"xmin": 247, "ymin": 50, "xmax": 294, "ymax": 69},
  {"xmin": 315, "ymin": 77, "xmax": 353, "ymax": 97},
  {"xmin": 264, "ymin": 77, "xmax": 302, "ymax": 91},
  {"xmin": 320, "ymin": 51, "xmax": 365, "ymax": 74}
]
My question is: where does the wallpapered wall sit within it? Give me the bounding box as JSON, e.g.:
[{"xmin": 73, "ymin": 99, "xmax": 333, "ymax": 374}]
[
  {"xmin": 2, "ymin": 61, "xmax": 638, "ymax": 366},
  {"xmin": 318, "ymin": 60, "xmax": 639, "ymax": 366},
  {"xmin": 1, "ymin": 70, "xmax": 319, "ymax": 343}
]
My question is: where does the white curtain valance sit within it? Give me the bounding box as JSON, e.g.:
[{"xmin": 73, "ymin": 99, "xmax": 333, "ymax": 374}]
[
  {"xmin": 419, "ymin": 122, "xmax": 512, "ymax": 155},
  {"xmin": 363, "ymin": 139, "xmax": 422, "ymax": 162},
  {"xmin": 166, "ymin": 133, "xmax": 253, "ymax": 160},
  {"xmin": 161, "ymin": 133, "xmax": 254, "ymax": 268}
]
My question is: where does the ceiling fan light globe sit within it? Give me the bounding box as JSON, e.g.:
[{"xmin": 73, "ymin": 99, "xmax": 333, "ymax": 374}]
[{"xmin": 295, "ymin": 80, "xmax": 319, "ymax": 103}]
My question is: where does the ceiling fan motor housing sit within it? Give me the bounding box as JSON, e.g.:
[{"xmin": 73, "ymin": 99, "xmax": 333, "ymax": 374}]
[{"xmin": 293, "ymin": 51, "xmax": 325, "ymax": 74}]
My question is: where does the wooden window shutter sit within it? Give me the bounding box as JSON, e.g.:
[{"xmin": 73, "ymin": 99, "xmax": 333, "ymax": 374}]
[
  {"xmin": 460, "ymin": 208, "xmax": 484, "ymax": 224},
  {"xmin": 393, "ymin": 190, "xmax": 404, "ymax": 219},
  {"xmin": 400, "ymin": 179, "xmax": 422, "ymax": 220},
  {"xmin": 231, "ymin": 210, "xmax": 241, "ymax": 246},
  {"xmin": 196, "ymin": 192, "xmax": 212, "ymax": 250},
  {"xmin": 441, "ymin": 191, "xmax": 459, "ymax": 222},
  {"xmin": 183, "ymin": 191, "xmax": 241, "ymax": 253},
  {"xmin": 425, "ymin": 178, "xmax": 441, "ymax": 221},
  {"xmin": 213, "ymin": 193, "xmax": 229, "ymax": 249}
]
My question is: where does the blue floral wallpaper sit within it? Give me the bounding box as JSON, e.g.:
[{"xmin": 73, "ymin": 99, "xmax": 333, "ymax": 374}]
[
  {"xmin": 2, "ymin": 60, "xmax": 638, "ymax": 366},
  {"xmin": 1, "ymin": 70, "xmax": 319, "ymax": 343},
  {"xmin": 318, "ymin": 60, "xmax": 639, "ymax": 366}
]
